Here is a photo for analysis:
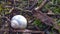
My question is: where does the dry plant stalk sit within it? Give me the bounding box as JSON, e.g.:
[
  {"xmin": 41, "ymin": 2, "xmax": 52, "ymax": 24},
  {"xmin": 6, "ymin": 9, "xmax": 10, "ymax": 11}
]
[{"xmin": 32, "ymin": 0, "xmax": 60, "ymax": 30}]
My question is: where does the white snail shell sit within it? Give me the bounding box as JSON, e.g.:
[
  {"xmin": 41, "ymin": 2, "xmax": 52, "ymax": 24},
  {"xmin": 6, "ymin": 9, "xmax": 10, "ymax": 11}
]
[{"xmin": 11, "ymin": 15, "xmax": 27, "ymax": 29}]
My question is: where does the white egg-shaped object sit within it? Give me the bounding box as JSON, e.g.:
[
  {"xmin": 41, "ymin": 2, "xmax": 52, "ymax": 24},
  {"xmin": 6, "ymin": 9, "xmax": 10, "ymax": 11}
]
[{"xmin": 11, "ymin": 15, "xmax": 27, "ymax": 29}]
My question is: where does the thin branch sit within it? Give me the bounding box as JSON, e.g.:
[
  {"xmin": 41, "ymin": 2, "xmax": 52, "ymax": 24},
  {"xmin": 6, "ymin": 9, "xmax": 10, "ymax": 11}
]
[
  {"xmin": 26, "ymin": 0, "xmax": 38, "ymax": 10},
  {"xmin": 35, "ymin": 0, "xmax": 49, "ymax": 11},
  {"xmin": 32, "ymin": 0, "xmax": 60, "ymax": 30},
  {"xmin": 0, "ymin": 29, "xmax": 44, "ymax": 34}
]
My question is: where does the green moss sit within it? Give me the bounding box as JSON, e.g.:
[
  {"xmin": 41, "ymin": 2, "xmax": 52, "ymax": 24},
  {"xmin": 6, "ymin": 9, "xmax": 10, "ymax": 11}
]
[
  {"xmin": 57, "ymin": 20, "xmax": 60, "ymax": 25},
  {"xmin": 33, "ymin": 19, "xmax": 47, "ymax": 30},
  {"xmin": 38, "ymin": 0, "xmax": 43, "ymax": 6},
  {"xmin": 50, "ymin": 32, "xmax": 53, "ymax": 34},
  {"xmin": 0, "ymin": 4, "xmax": 3, "ymax": 13},
  {"xmin": 33, "ymin": 19, "xmax": 41, "ymax": 26},
  {"xmin": 53, "ymin": 7, "xmax": 60, "ymax": 14}
]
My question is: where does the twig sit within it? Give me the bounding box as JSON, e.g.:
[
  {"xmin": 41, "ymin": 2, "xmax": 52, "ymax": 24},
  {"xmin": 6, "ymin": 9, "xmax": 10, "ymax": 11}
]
[
  {"xmin": 32, "ymin": 0, "xmax": 60, "ymax": 30},
  {"xmin": 46, "ymin": 13, "xmax": 60, "ymax": 18},
  {"xmin": 4, "ymin": 5, "xmax": 31, "ymax": 13},
  {"xmin": 0, "ymin": 29, "xmax": 44, "ymax": 34},
  {"xmin": 35, "ymin": 0, "xmax": 49, "ymax": 11},
  {"xmin": 9, "ymin": 7, "xmax": 14, "ymax": 13},
  {"xmin": 26, "ymin": 0, "xmax": 38, "ymax": 10}
]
